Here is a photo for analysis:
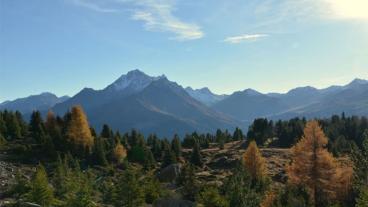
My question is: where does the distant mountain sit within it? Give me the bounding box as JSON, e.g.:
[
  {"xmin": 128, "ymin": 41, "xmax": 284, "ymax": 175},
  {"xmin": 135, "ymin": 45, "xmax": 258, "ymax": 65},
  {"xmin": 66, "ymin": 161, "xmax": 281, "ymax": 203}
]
[
  {"xmin": 0, "ymin": 92, "xmax": 69, "ymax": 115},
  {"xmin": 185, "ymin": 87, "xmax": 227, "ymax": 106},
  {"xmin": 212, "ymin": 89, "xmax": 288, "ymax": 123},
  {"xmin": 53, "ymin": 70, "xmax": 239, "ymax": 137},
  {"xmin": 213, "ymin": 78, "xmax": 368, "ymax": 122}
]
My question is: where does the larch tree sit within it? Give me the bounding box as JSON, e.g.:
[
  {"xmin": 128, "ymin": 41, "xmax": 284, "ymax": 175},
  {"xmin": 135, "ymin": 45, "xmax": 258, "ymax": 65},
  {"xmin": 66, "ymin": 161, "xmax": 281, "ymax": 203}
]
[
  {"xmin": 65, "ymin": 106, "xmax": 94, "ymax": 152},
  {"xmin": 242, "ymin": 140, "xmax": 267, "ymax": 181},
  {"xmin": 113, "ymin": 140, "xmax": 127, "ymax": 164},
  {"xmin": 287, "ymin": 120, "xmax": 338, "ymax": 207}
]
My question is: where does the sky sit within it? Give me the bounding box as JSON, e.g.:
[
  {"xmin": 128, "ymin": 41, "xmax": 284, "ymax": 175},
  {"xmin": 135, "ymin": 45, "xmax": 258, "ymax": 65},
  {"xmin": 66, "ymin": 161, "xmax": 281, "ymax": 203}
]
[{"xmin": 1, "ymin": 0, "xmax": 368, "ymax": 102}]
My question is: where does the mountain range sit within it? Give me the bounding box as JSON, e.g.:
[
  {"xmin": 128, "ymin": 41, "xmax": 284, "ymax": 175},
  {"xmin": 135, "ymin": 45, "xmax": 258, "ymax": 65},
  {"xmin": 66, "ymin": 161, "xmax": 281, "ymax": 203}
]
[{"xmin": 1, "ymin": 69, "xmax": 368, "ymax": 136}]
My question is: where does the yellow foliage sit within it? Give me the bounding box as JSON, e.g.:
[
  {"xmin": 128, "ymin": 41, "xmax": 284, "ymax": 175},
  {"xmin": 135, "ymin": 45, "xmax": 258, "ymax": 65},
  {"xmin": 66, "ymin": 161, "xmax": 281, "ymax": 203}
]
[
  {"xmin": 242, "ymin": 141, "xmax": 267, "ymax": 180},
  {"xmin": 260, "ymin": 191, "xmax": 276, "ymax": 207},
  {"xmin": 66, "ymin": 106, "xmax": 94, "ymax": 150},
  {"xmin": 113, "ymin": 143, "xmax": 127, "ymax": 163},
  {"xmin": 287, "ymin": 120, "xmax": 338, "ymax": 205}
]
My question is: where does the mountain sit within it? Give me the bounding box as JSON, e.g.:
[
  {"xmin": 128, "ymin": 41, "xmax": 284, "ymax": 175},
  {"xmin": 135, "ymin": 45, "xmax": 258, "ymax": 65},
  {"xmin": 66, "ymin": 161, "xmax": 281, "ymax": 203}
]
[
  {"xmin": 212, "ymin": 89, "xmax": 288, "ymax": 123},
  {"xmin": 213, "ymin": 78, "xmax": 368, "ymax": 122},
  {"xmin": 185, "ymin": 87, "xmax": 227, "ymax": 106},
  {"xmin": 52, "ymin": 70, "xmax": 239, "ymax": 137},
  {"xmin": 0, "ymin": 92, "xmax": 69, "ymax": 115}
]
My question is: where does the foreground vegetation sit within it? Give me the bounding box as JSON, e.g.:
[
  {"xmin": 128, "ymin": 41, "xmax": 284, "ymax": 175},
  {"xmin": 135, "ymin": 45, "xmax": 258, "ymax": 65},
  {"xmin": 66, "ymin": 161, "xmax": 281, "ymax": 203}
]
[{"xmin": 0, "ymin": 106, "xmax": 367, "ymax": 206}]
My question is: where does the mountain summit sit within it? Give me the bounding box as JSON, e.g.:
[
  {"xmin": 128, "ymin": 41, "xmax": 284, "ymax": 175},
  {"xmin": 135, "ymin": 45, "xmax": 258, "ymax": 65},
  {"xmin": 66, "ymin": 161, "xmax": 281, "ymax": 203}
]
[{"xmin": 105, "ymin": 69, "xmax": 165, "ymax": 92}]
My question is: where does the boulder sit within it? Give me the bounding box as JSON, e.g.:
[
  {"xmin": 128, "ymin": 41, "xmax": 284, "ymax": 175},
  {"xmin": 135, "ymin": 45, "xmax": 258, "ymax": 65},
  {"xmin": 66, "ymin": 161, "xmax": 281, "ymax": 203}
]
[{"xmin": 157, "ymin": 164, "xmax": 182, "ymax": 183}]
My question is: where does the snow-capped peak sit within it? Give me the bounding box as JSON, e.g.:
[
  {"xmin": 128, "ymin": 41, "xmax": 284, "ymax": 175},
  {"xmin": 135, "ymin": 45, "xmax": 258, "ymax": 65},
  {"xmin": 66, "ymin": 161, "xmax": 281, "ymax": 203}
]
[{"xmin": 108, "ymin": 69, "xmax": 165, "ymax": 92}]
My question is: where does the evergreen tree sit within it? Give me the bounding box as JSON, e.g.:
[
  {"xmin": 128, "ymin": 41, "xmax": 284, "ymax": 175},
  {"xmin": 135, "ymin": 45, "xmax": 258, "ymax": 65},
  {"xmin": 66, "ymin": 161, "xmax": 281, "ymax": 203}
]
[
  {"xmin": 15, "ymin": 111, "xmax": 28, "ymax": 137},
  {"xmin": 242, "ymin": 141, "xmax": 267, "ymax": 181},
  {"xmin": 161, "ymin": 146, "xmax": 177, "ymax": 168},
  {"xmin": 224, "ymin": 164, "xmax": 262, "ymax": 207},
  {"xmin": 143, "ymin": 147, "xmax": 156, "ymax": 170},
  {"xmin": 143, "ymin": 173, "xmax": 163, "ymax": 204},
  {"xmin": 0, "ymin": 112, "xmax": 7, "ymax": 137},
  {"xmin": 190, "ymin": 141, "xmax": 203, "ymax": 167},
  {"xmin": 26, "ymin": 164, "xmax": 55, "ymax": 206},
  {"xmin": 352, "ymin": 132, "xmax": 368, "ymax": 206},
  {"xmin": 100, "ymin": 124, "xmax": 113, "ymax": 138},
  {"xmin": 233, "ymin": 127, "xmax": 244, "ymax": 141},
  {"xmin": 287, "ymin": 120, "xmax": 339, "ymax": 207},
  {"xmin": 30, "ymin": 111, "xmax": 46, "ymax": 143},
  {"xmin": 7, "ymin": 112, "xmax": 21, "ymax": 139},
  {"xmin": 65, "ymin": 106, "xmax": 94, "ymax": 153},
  {"xmin": 177, "ymin": 164, "xmax": 200, "ymax": 201},
  {"xmin": 92, "ymin": 137, "xmax": 108, "ymax": 166},
  {"xmin": 114, "ymin": 168, "xmax": 145, "ymax": 207},
  {"xmin": 196, "ymin": 186, "xmax": 229, "ymax": 207},
  {"xmin": 171, "ymin": 134, "xmax": 182, "ymax": 158}
]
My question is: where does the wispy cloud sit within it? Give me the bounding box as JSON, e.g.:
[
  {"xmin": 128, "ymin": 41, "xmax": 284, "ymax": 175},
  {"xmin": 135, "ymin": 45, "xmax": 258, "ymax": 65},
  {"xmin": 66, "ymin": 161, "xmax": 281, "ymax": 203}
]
[
  {"xmin": 224, "ymin": 34, "xmax": 268, "ymax": 44},
  {"xmin": 69, "ymin": 0, "xmax": 204, "ymax": 41},
  {"xmin": 71, "ymin": 0, "xmax": 118, "ymax": 13}
]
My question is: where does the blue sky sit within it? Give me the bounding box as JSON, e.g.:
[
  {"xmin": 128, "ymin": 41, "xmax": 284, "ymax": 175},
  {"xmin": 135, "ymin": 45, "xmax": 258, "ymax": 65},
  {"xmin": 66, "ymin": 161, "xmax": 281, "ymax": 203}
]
[{"xmin": 0, "ymin": 0, "xmax": 368, "ymax": 102}]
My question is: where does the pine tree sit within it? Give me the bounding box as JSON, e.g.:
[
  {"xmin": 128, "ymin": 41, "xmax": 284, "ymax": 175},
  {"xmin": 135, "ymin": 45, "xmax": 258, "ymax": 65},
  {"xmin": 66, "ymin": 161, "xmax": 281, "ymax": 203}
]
[
  {"xmin": 93, "ymin": 137, "xmax": 108, "ymax": 166},
  {"xmin": 176, "ymin": 164, "xmax": 200, "ymax": 201},
  {"xmin": 190, "ymin": 141, "xmax": 203, "ymax": 167},
  {"xmin": 171, "ymin": 134, "xmax": 182, "ymax": 159},
  {"xmin": 114, "ymin": 168, "xmax": 145, "ymax": 207},
  {"xmin": 287, "ymin": 120, "xmax": 338, "ymax": 207},
  {"xmin": 7, "ymin": 112, "xmax": 21, "ymax": 139},
  {"xmin": 162, "ymin": 146, "xmax": 176, "ymax": 168},
  {"xmin": 143, "ymin": 147, "xmax": 156, "ymax": 170},
  {"xmin": 26, "ymin": 164, "xmax": 55, "ymax": 206},
  {"xmin": 196, "ymin": 186, "xmax": 229, "ymax": 207},
  {"xmin": 352, "ymin": 132, "xmax": 368, "ymax": 206},
  {"xmin": 65, "ymin": 106, "xmax": 94, "ymax": 152},
  {"xmin": 15, "ymin": 111, "xmax": 28, "ymax": 137},
  {"xmin": 242, "ymin": 141, "xmax": 267, "ymax": 181},
  {"xmin": 233, "ymin": 127, "xmax": 244, "ymax": 141},
  {"xmin": 30, "ymin": 111, "xmax": 46, "ymax": 143},
  {"xmin": 100, "ymin": 124, "xmax": 113, "ymax": 138}
]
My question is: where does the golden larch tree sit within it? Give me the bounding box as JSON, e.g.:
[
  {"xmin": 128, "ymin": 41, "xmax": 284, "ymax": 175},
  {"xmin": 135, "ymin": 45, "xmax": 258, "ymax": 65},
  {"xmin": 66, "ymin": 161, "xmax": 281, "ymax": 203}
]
[
  {"xmin": 66, "ymin": 105, "xmax": 94, "ymax": 151},
  {"xmin": 242, "ymin": 140, "xmax": 267, "ymax": 180},
  {"xmin": 260, "ymin": 191, "xmax": 276, "ymax": 207},
  {"xmin": 287, "ymin": 120, "xmax": 338, "ymax": 206},
  {"xmin": 113, "ymin": 141, "xmax": 127, "ymax": 164}
]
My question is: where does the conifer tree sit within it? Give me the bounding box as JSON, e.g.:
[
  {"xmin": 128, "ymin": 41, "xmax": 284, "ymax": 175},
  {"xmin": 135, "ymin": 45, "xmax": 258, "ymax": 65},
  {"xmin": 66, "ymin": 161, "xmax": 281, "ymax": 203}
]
[
  {"xmin": 26, "ymin": 164, "xmax": 55, "ymax": 206},
  {"xmin": 143, "ymin": 147, "xmax": 156, "ymax": 170},
  {"xmin": 15, "ymin": 111, "xmax": 28, "ymax": 137},
  {"xmin": 242, "ymin": 141, "xmax": 267, "ymax": 181},
  {"xmin": 30, "ymin": 111, "xmax": 46, "ymax": 143},
  {"xmin": 113, "ymin": 140, "xmax": 127, "ymax": 164},
  {"xmin": 0, "ymin": 112, "xmax": 7, "ymax": 137},
  {"xmin": 7, "ymin": 112, "xmax": 21, "ymax": 139},
  {"xmin": 177, "ymin": 164, "xmax": 200, "ymax": 201},
  {"xmin": 171, "ymin": 134, "xmax": 182, "ymax": 158},
  {"xmin": 233, "ymin": 127, "xmax": 244, "ymax": 141},
  {"xmin": 287, "ymin": 120, "xmax": 338, "ymax": 207},
  {"xmin": 93, "ymin": 137, "xmax": 108, "ymax": 166},
  {"xmin": 162, "ymin": 146, "xmax": 176, "ymax": 168},
  {"xmin": 100, "ymin": 124, "xmax": 113, "ymax": 138},
  {"xmin": 65, "ymin": 106, "xmax": 94, "ymax": 152},
  {"xmin": 190, "ymin": 141, "xmax": 203, "ymax": 167},
  {"xmin": 114, "ymin": 168, "xmax": 145, "ymax": 207}
]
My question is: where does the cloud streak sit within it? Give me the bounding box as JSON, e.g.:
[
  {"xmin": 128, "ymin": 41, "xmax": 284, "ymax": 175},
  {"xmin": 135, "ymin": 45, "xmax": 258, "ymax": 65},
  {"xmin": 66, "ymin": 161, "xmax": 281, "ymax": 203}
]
[
  {"xmin": 130, "ymin": 0, "xmax": 204, "ymax": 41},
  {"xmin": 69, "ymin": 0, "xmax": 204, "ymax": 41},
  {"xmin": 71, "ymin": 0, "xmax": 118, "ymax": 13},
  {"xmin": 224, "ymin": 34, "xmax": 268, "ymax": 44}
]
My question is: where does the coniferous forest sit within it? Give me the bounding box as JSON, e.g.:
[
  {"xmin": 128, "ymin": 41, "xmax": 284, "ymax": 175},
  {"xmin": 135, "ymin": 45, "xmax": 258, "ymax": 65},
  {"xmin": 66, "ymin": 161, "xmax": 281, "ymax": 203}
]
[{"xmin": 0, "ymin": 106, "xmax": 367, "ymax": 207}]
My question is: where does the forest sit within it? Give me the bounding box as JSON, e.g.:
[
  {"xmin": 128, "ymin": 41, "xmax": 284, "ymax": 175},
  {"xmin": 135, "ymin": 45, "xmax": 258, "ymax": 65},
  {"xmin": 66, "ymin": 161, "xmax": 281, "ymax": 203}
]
[{"xmin": 0, "ymin": 106, "xmax": 367, "ymax": 207}]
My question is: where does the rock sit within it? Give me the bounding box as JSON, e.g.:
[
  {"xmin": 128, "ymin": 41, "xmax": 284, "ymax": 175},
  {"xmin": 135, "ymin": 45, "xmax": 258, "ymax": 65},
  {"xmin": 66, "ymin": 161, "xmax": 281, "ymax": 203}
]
[
  {"xmin": 153, "ymin": 198, "xmax": 195, "ymax": 207},
  {"xmin": 157, "ymin": 164, "xmax": 182, "ymax": 183}
]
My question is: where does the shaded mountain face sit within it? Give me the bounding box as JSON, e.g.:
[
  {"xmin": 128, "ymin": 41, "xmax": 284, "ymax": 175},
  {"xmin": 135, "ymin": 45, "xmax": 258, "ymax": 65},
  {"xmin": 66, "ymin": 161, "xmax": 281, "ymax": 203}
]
[
  {"xmin": 213, "ymin": 78, "xmax": 368, "ymax": 122},
  {"xmin": 212, "ymin": 89, "xmax": 288, "ymax": 123},
  {"xmin": 0, "ymin": 92, "xmax": 69, "ymax": 115},
  {"xmin": 185, "ymin": 87, "xmax": 227, "ymax": 106},
  {"xmin": 52, "ymin": 70, "xmax": 239, "ymax": 137}
]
